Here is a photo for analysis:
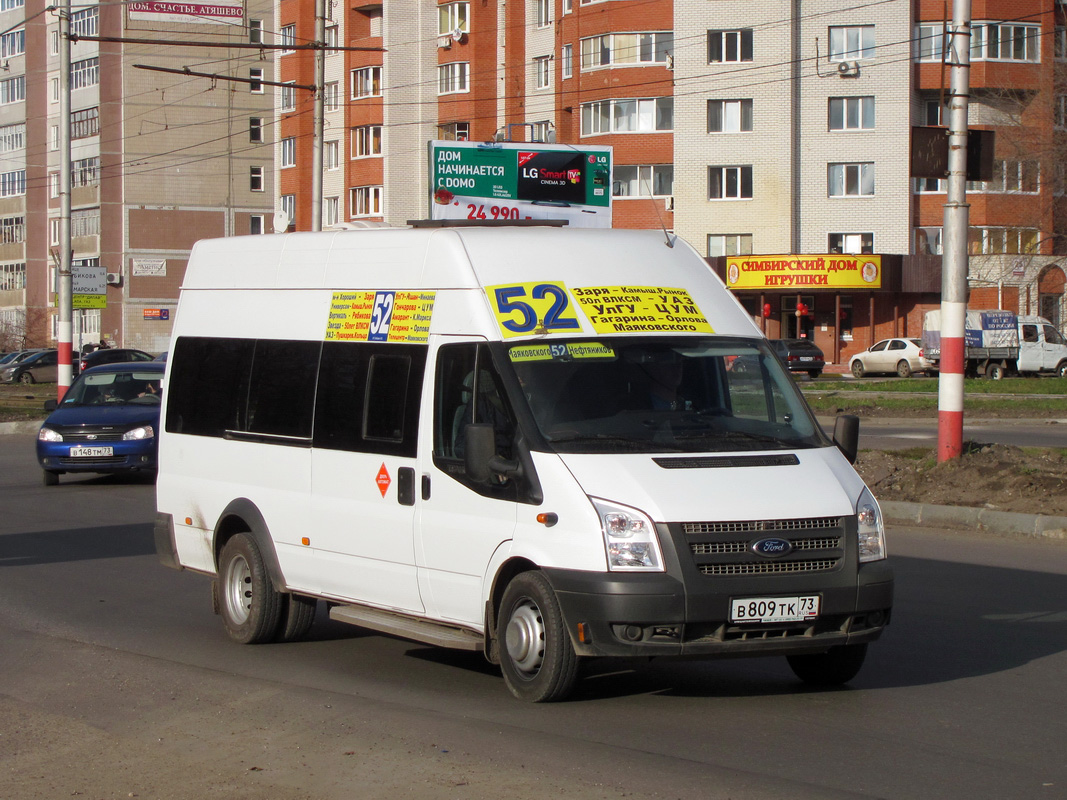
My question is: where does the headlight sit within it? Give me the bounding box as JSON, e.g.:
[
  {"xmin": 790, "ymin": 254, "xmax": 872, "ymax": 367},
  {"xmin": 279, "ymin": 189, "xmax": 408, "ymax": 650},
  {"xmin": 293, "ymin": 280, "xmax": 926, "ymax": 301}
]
[
  {"xmin": 857, "ymin": 486, "xmax": 887, "ymax": 562},
  {"xmin": 123, "ymin": 425, "xmax": 155, "ymax": 441},
  {"xmin": 591, "ymin": 497, "xmax": 664, "ymax": 572},
  {"xmin": 38, "ymin": 427, "xmax": 63, "ymax": 443}
]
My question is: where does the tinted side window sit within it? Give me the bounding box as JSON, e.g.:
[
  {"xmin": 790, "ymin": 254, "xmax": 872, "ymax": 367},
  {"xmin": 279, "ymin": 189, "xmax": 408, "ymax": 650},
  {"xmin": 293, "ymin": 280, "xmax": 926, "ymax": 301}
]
[
  {"xmin": 313, "ymin": 341, "xmax": 426, "ymax": 457},
  {"xmin": 246, "ymin": 340, "xmax": 320, "ymax": 438},
  {"xmin": 166, "ymin": 337, "xmax": 254, "ymax": 436}
]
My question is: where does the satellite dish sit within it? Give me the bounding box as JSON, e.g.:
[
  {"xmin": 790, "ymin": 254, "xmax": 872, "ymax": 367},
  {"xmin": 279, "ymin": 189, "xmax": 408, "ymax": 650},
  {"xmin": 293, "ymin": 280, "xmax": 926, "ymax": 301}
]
[
  {"xmin": 273, "ymin": 210, "xmax": 290, "ymax": 233},
  {"xmin": 452, "ymin": 27, "xmax": 466, "ymax": 43}
]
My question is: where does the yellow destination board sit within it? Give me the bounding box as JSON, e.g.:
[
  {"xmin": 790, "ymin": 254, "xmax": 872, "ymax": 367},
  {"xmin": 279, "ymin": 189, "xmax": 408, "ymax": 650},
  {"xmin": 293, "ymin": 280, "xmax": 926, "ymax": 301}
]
[
  {"xmin": 325, "ymin": 290, "xmax": 435, "ymax": 343},
  {"xmin": 571, "ymin": 286, "xmax": 714, "ymax": 334}
]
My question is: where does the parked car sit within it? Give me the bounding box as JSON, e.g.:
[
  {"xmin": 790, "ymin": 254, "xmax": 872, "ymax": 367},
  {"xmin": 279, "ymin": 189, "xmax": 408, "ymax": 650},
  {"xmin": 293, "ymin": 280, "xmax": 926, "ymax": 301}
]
[
  {"xmin": 37, "ymin": 362, "xmax": 166, "ymax": 485},
  {"xmin": 849, "ymin": 338, "xmax": 931, "ymax": 378},
  {"xmin": 153, "ymin": 351, "xmax": 168, "ymax": 362},
  {"xmin": 770, "ymin": 338, "xmax": 826, "ymax": 378},
  {"xmin": 0, "ymin": 348, "xmax": 46, "ymax": 368},
  {"xmin": 79, "ymin": 347, "xmax": 154, "ymax": 373},
  {"xmin": 1, "ymin": 349, "xmax": 58, "ymax": 384}
]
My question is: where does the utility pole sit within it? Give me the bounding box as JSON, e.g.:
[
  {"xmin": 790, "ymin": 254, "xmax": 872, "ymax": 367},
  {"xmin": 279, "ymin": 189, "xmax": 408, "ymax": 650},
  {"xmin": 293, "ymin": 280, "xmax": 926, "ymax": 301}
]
[
  {"xmin": 310, "ymin": 0, "xmax": 326, "ymax": 231},
  {"xmin": 937, "ymin": 0, "xmax": 972, "ymax": 461},
  {"xmin": 57, "ymin": 0, "xmax": 73, "ymax": 399}
]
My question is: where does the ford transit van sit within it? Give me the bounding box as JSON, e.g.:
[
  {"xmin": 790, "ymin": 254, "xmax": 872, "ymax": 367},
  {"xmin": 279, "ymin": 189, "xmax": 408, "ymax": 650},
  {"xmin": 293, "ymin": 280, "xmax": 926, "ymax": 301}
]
[{"xmin": 154, "ymin": 224, "xmax": 893, "ymax": 701}]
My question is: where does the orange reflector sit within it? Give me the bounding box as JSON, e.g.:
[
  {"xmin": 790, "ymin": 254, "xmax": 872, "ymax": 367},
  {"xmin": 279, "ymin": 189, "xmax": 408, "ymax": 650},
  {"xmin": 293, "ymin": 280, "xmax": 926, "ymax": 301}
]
[
  {"xmin": 577, "ymin": 622, "xmax": 589, "ymax": 643},
  {"xmin": 301, "ymin": 537, "xmax": 311, "ymax": 546},
  {"xmin": 184, "ymin": 517, "xmax": 192, "ymax": 526}
]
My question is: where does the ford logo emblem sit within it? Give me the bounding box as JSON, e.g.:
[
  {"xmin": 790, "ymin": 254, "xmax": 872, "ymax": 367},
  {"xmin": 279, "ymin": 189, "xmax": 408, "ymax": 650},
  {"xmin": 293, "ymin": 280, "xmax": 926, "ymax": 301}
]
[{"xmin": 752, "ymin": 537, "xmax": 792, "ymax": 558}]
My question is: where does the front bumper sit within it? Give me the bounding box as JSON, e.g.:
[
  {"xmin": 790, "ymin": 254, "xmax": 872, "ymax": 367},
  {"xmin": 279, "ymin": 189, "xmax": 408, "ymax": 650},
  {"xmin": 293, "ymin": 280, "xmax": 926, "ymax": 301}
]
[{"xmin": 38, "ymin": 441, "xmax": 158, "ymax": 473}]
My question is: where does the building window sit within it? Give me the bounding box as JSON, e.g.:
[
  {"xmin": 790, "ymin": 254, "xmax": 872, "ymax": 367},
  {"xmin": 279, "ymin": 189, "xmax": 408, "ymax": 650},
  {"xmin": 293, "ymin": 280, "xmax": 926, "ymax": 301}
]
[
  {"xmin": 969, "ymin": 160, "xmax": 1039, "ymax": 193},
  {"xmin": 71, "ymin": 57, "xmax": 100, "ymax": 90},
  {"xmin": 535, "ymin": 0, "xmax": 550, "ymax": 28},
  {"xmin": 707, "ymin": 234, "xmax": 752, "ymax": 257},
  {"xmin": 0, "ymin": 262, "xmax": 25, "ymax": 291},
  {"xmin": 249, "ymin": 19, "xmax": 263, "ymax": 45},
  {"xmin": 281, "ymin": 137, "xmax": 296, "ymax": 168},
  {"xmin": 71, "ymin": 157, "xmax": 99, "ymax": 187},
  {"xmin": 70, "ymin": 107, "xmax": 99, "ymax": 139},
  {"xmin": 325, "ymin": 140, "xmax": 339, "ymax": 170},
  {"xmin": 0, "ymin": 0, "xmax": 26, "ymax": 7},
  {"xmin": 71, "ymin": 208, "xmax": 100, "ymax": 238},
  {"xmin": 1056, "ymin": 26, "xmax": 1066, "ymax": 61},
  {"xmin": 250, "ymin": 166, "xmax": 264, "ymax": 192},
  {"xmin": 924, "ymin": 98, "xmax": 945, "ymax": 126},
  {"xmin": 437, "ymin": 122, "xmax": 469, "ymax": 141},
  {"xmin": 708, "ymin": 166, "xmax": 753, "ymax": 200},
  {"xmin": 0, "ymin": 122, "xmax": 25, "ymax": 152},
  {"xmin": 535, "ymin": 56, "xmax": 551, "ymax": 89},
  {"xmin": 438, "ymin": 2, "xmax": 469, "ymax": 35},
  {"xmin": 580, "ymin": 97, "xmax": 673, "ymax": 135},
  {"xmin": 324, "ymin": 82, "xmax": 339, "ymax": 111},
  {"xmin": 438, "ymin": 62, "xmax": 469, "ymax": 95},
  {"xmin": 352, "ymin": 125, "xmax": 382, "ymax": 157},
  {"xmin": 71, "ymin": 7, "xmax": 97, "ymax": 37},
  {"xmin": 708, "ymin": 29, "xmax": 752, "ymax": 63},
  {"xmin": 249, "ymin": 68, "xmax": 263, "ymax": 93},
  {"xmin": 828, "ymin": 26, "xmax": 875, "ymax": 61},
  {"xmin": 280, "ymin": 195, "xmax": 295, "ymax": 229},
  {"xmin": 0, "ymin": 169, "xmax": 26, "ymax": 197},
  {"xmin": 281, "ymin": 83, "xmax": 296, "ymax": 112},
  {"xmin": 916, "ymin": 24, "xmax": 945, "ymax": 62},
  {"xmin": 707, "ymin": 99, "xmax": 753, "ymax": 133},
  {"xmin": 828, "ymin": 163, "xmax": 874, "ymax": 196},
  {"xmin": 612, "ymin": 165, "xmax": 673, "ymax": 197},
  {"xmin": 351, "ymin": 185, "xmax": 383, "ymax": 217},
  {"xmin": 250, "ymin": 214, "xmax": 264, "ymax": 235},
  {"xmin": 0, "ymin": 216, "xmax": 25, "ymax": 244},
  {"xmin": 968, "ymin": 227, "xmax": 1039, "ymax": 255},
  {"xmin": 249, "ymin": 117, "xmax": 263, "ymax": 143},
  {"xmin": 325, "ymin": 26, "xmax": 338, "ymax": 49},
  {"xmin": 352, "ymin": 66, "xmax": 382, "ymax": 98},
  {"xmin": 0, "ymin": 75, "xmax": 25, "ymax": 104},
  {"xmin": 280, "ymin": 24, "xmax": 296, "ymax": 53},
  {"xmin": 325, "ymin": 197, "xmax": 339, "ymax": 227},
  {"xmin": 915, "ymin": 176, "xmax": 945, "ymax": 193},
  {"xmin": 829, "ymin": 233, "xmax": 874, "ymax": 254},
  {"xmin": 828, "ymin": 97, "xmax": 874, "ymax": 130},
  {"xmin": 580, "ymin": 32, "xmax": 673, "ymax": 69},
  {"xmin": 562, "ymin": 44, "xmax": 573, "ymax": 79},
  {"xmin": 0, "ymin": 29, "xmax": 24, "ymax": 58},
  {"xmin": 530, "ymin": 121, "xmax": 552, "ymax": 142},
  {"xmin": 971, "ymin": 23, "xmax": 1039, "ymax": 62}
]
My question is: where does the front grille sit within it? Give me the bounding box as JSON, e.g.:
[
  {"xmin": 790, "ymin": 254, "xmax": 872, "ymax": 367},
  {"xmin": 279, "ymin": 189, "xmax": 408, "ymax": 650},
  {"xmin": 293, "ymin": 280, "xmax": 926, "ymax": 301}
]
[
  {"xmin": 58, "ymin": 456, "xmax": 128, "ymax": 466},
  {"xmin": 61, "ymin": 431, "xmax": 125, "ymax": 443},
  {"xmin": 699, "ymin": 558, "xmax": 840, "ymax": 576},
  {"xmin": 680, "ymin": 516, "xmax": 847, "ymax": 578}
]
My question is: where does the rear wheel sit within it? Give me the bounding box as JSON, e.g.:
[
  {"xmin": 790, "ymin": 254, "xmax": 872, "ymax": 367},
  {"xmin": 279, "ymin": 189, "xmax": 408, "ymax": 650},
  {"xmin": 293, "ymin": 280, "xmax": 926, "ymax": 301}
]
[
  {"xmin": 498, "ymin": 571, "xmax": 578, "ymax": 702},
  {"xmin": 275, "ymin": 593, "xmax": 317, "ymax": 643},
  {"xmin": 896, "ymin": 360, "xmax": 912, "ymax": 378},
  {"xmin": 1057, "ymin": 362, "xmax": 1067, "ymax": 378},
  {"xmin": 987, "ymin": 363, "xmax": 1005, "ymax": 381},
  {"xmin": 18, "ymin": 372, "xmax": 34, "ymax": 384},
  {"xmin": 42, "ymin": 470, "xmax": 59, "ymax": 486},
  {"xmin": 787, "ymin": 643, "xmax": 868, "ymax": 686},
  {"xmin": 807, "ymin": 369, "xmax": 822, "ymax": 379},
  {"xmin": 217, "ymin": 533, "xmax": 282, "ymax": 644},
  {"xmin": 850, "ymin": 360, "xmax": 865, "ymax": 379}
]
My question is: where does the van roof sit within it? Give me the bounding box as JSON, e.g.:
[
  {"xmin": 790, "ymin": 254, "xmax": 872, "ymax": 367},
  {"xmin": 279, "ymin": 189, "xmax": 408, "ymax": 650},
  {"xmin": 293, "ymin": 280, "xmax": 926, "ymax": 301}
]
[{"xmin": 182, "ymin": 227, "xmax": 762, "ymax": 340}]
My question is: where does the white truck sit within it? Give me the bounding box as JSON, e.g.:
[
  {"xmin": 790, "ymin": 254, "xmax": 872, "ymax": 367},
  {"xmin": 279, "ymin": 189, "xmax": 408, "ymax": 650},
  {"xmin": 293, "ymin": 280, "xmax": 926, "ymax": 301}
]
[{"xmin": 921, "ymin": 310, "xmax": 1067, "ymax": 379}]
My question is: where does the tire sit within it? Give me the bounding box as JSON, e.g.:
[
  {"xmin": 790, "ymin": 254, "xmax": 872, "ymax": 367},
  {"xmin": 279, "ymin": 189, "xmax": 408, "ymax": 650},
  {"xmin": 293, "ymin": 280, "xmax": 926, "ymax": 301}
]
[
  {"xmin": 987, "ymin": 363, "xmax": 1005, "ymax": 381},
  {"xmin": 42, "ymin": 470, "xmax": 59, "ymax": 486},
  {"xmin": 498, "ymin": 571, "xmax": 579, "ymax": 702},
  {"xmin": 1057, "ymin": 362, "xmax": 1067, "ymax": 379},
  {"xmin": 850, "ymin": 360, "xmax": 865, "ymax": 379},
  {"xmin": 896, "ymin": 360, "xmax": 912, "ymax": 379},
  {"xmin": 18, "ymin": 372, "xmax": 34, "ymax": 384},
  {"xmin": 217, "ymin": 533, "xmax": 283, "ymax": 645},
  {"xmin": 807, "ymin": 369, "xmax": 822, "ymax": 379},
  {"xmin": 787, "ymin": 643, "xmax": 868, "ymax": 686},
  {"xmin": 275, "ymin": 593, "xmax": 317, "ymax": 643}
]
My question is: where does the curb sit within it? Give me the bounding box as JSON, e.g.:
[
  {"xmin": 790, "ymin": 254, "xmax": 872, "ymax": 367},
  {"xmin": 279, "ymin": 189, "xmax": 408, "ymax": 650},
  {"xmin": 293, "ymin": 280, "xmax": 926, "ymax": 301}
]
[
  {"xmin": 881, "ymin": 500, "xmax": 1067, "ymax": 541},
  {"xmin": 0, "ymin": 419, "xmax": 42, "ymax": 436}
]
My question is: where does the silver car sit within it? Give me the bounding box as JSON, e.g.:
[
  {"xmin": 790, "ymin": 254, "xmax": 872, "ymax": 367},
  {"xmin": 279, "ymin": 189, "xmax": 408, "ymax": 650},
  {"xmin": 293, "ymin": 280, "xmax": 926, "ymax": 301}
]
[{"xmin": 849, "ymin": 338, "xmax": 932, "ymax": 378}]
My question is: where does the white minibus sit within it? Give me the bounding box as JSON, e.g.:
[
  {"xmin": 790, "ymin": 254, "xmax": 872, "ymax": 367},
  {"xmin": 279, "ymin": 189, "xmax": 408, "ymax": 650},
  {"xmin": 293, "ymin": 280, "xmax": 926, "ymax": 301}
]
[{"xmin": 155, "ymin": 224, "xmax": 893, "ymax": 701}]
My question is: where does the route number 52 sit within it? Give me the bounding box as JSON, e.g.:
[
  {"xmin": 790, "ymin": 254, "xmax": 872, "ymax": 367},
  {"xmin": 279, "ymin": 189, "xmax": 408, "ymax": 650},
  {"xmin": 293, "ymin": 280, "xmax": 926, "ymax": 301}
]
[{"xmin": 489, "ymin": 282, "xmax": 581, "ymax": 337}]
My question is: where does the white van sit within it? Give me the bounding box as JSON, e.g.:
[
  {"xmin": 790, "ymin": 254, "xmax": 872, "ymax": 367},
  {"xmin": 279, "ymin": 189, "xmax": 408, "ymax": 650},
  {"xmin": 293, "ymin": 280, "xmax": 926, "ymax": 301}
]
[{"xmin": 154, "ymin": 225, "xmax": 893, "ymax": 702}]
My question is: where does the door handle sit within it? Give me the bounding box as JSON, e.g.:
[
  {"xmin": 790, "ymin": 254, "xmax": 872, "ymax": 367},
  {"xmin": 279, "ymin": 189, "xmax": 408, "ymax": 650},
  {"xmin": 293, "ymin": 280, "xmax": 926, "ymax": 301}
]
[{"xmin": 396, "ymin": 467, "xmax": 415, "ymax": 506}]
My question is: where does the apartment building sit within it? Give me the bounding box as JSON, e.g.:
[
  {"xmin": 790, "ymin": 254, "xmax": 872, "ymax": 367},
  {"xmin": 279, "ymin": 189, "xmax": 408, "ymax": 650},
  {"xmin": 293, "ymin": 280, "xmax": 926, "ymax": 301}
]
[{"xmin": 2, "ymin": 0, "xmax": 274, "ymax": 352}]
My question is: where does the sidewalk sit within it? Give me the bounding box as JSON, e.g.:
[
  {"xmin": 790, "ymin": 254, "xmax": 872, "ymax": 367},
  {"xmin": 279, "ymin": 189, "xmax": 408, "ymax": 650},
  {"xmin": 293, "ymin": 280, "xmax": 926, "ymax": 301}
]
[{"xmin": 3, "ymin": 418, "xmax": 1065, "ymax": 541}]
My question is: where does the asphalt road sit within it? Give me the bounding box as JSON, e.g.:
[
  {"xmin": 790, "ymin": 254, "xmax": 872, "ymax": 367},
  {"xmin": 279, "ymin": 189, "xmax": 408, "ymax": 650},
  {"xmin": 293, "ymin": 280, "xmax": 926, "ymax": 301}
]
[
  {"xmin": 1, "ymin": 433, "xmax": 1066, "ymax": 799},
  {"xmin": 826, "ymin": 417, "xmax": 1067, "ymax": 451}
]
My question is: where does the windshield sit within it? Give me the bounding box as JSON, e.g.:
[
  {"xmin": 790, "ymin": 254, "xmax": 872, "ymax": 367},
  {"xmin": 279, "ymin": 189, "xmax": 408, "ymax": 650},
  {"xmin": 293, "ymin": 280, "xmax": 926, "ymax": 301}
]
[
  {"xmin": 507, "ymin": 336, "xmax": 830, "ymax": 454},
  {"xmin": 61, "ymin": 371, "xmax": 163, "ymax": 406}
]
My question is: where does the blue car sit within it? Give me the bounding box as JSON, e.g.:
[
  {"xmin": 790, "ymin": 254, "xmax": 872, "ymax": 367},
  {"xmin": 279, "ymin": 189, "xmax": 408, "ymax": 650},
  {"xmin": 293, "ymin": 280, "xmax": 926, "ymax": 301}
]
[{"xmin": 37, "ymin": 362, "xmax": 165, "ymax": 486}]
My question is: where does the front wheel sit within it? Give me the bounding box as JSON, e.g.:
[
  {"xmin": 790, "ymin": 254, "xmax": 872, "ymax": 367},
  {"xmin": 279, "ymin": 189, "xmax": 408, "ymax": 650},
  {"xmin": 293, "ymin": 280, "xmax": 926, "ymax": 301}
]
[
  {"xmin": 18, "ymin": 372, "xmax": 34, "ymax": 385},
  {"xmin": 42, "ymin": 470, "xmax": 59, "ymax": 486},
  {"xmin": 896, "ymin": 360, "xmax": 912, "ymax": 379},
  {"xmin": 850, "ymin": 360, "xmax": 865, "ymax": 379},
  {"xmin": 787, "ymin": 643, "xmax": 868, "ymax": 686},
  {"xmin": 217, "ymin": 533, "xmax": 282, "ymax": 644},
  {"xmin": 1057, "ymin": 362, "xmax": 1067, "ymax": 379},
  {"xmin": 498, "ymin": 572, "xmax": 579, "ymax": 702}
]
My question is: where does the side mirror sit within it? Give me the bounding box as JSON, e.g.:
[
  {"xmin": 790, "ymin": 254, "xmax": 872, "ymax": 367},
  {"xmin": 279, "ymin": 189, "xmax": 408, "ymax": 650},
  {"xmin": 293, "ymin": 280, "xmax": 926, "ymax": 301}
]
[
  {"xmin": 833, "ymin": 414, "xmax": 859, "ymax": 464},
  {"xmin": 463, "ymin": 422, "xmax": 523, "ymax": 484},
  {"xmin": 43, "ymin": 399, "xmax": 57, "ymax": 412}
]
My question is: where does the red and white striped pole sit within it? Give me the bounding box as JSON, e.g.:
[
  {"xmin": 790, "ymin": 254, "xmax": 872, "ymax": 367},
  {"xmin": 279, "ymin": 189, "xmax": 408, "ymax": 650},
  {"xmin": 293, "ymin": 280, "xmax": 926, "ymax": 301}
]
[{"xmin": 937, "ymin": 0, "xmax": 972, "ymax": 462}]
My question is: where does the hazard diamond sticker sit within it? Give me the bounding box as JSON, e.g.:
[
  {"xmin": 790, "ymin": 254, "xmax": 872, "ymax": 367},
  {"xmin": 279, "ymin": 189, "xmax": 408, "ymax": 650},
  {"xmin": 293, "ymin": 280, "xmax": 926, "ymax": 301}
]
[{"xmin": 376, "ymin": 463, "xmax": 391, "ymax": 498}]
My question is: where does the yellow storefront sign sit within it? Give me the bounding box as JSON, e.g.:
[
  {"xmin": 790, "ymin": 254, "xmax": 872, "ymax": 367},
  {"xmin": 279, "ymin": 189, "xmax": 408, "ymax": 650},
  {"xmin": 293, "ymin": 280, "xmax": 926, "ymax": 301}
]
[{"xmin": 725, "ymin": 255, "xmax": 882, "ymax": 290}]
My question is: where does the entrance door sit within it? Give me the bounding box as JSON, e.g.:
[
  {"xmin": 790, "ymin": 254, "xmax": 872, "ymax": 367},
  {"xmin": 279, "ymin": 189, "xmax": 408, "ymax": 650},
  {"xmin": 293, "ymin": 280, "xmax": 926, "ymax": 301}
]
[{"xmin": 781, "ymin": 295, "xmax": 815, "ymax": 339}]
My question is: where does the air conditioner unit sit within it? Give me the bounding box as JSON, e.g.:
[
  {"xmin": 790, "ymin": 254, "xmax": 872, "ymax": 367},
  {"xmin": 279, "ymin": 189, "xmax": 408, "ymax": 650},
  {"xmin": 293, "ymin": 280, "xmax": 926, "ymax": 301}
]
[
  {"xmin": 437, "ymin": 35, "xmax": 452, "ymax": 49},
  {"xmin": 106, "ymin": 272, "xmax": 122, "ymax": 286},
  {"xmin": 837, "ymin": 60, "xmax": 860, "ymax": 77},
  {"xmin": 664, "ymin": 195, "xmax": 675, "ymax": 211}
]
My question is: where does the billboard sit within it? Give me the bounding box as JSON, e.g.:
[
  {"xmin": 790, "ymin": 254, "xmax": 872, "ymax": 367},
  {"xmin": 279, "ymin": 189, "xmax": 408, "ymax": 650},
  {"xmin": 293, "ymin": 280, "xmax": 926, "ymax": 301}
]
[
  {"xmin": 725, "ymin": 255, "xmax": 883, "ymax": 290},
  {"xmin": 429, "ymin": 141, "xmax": 612, "ymax": 228},
  {"xmin": 128, "ymin": 1, "xmax": 244, "ymax": 24}
]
